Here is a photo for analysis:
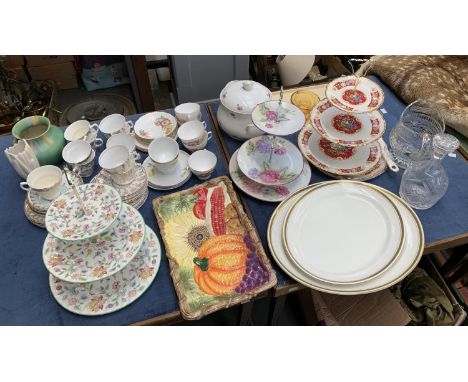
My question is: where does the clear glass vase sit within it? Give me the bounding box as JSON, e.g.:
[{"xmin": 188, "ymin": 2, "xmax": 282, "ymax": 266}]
[{"xmin": 399, "ymin": 133, "xmax": 459, "ymax": 210}]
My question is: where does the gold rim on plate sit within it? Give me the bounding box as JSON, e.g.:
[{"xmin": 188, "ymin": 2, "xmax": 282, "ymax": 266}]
[
  {"xmin": 267, "ymin": 182, "xmax": 424, "ymax": 295},
  {"xmin": 281, "ymin": 180, "xmax": 405, "ymax": 285}
]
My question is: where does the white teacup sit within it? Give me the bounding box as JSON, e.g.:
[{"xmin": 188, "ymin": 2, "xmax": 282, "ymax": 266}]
[
  {"xmin": 188, "ymin": 150, "xmax": 217, "ymax": 180},
  {"xmin": 178, "ymin": 120, "xmax": 212, "ymax": 146},
  {"xmin": 99, "ymin": 146, "xmax": 136, "ymax": 185},
  {"xmin": 175, "ymin": 103, "xmax": 201, "ymax": 123},
  {"xmin": 73, "ymin": 150, "xmax": 96, "ymax": 178},
  {"xmin": 64, "ymin": 120, "xmax": 103, "ymax": 148},
  {"xmin": 62, "ymin": 140, "xmax": 92, "ymax": 165},
  {"xmin": 148, "ymin": 137, "xmax": 179, "ymax": 174},
  {"xmin": 106, "ymin": 133, "xmax": 141, "ymax": 161},
  {"xmin": 99, "ymin": 114, "xmax": 133, "ymax": 138},
  {"xmin": 20, "ymin": 165, "xmax": 63, "ymax": 200}
]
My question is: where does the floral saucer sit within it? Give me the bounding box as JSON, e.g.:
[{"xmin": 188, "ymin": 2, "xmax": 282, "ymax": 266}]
[
  {"xmin": 143, "ymin": 151, "xmax": 191, "ymax": 190},
  {"xmin": 230, "ymin": 149, "xmax": 311, "ymax": 202},
  {"xmin": 27, "ymin": 171, "xmax": 83, "ymax": 215},
  {"xmin": 49, "ymin": 225, "xmax": 161, "ymax": 316},
  {"xmin": 43, "ymin": 203, "xmax": 145, "ymax": 283},
  {"xmin": 24, "ymin": 199, "xmax": 45, "ymax": 228},
  {"xmin": 298, "ymin": 127, "xmax": 381, "ymax": 176},
  {"xmin": 45, "ymin": 184, "xmax": 122, "ymax": 241},
  {"xmin": 237, "ymin": 135, "xmax": 304, "ymax": 186},
  {"xmin": 251, "ymin": 100, "xmax": 305, "ymax": 136},
  {"xmin": 326, "ymin": 75, "xmax": 384, "ymax": 113},
  {"xmin": 310, "ymin": 99, "xmax": 386, "ymax": 146},
  {"xmin": 134, "ymin": 111, "xmax": 177, "ymax": 140}
]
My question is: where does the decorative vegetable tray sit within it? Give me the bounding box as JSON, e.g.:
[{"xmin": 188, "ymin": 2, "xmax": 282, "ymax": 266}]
[{"xmin": 153, "ymin": 176, "xmax": 277, "ymax": 320}]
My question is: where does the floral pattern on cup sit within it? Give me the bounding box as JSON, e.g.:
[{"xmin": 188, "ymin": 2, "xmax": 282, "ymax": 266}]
[
  {"xmin": 43, "ymin": 203, "xmax": 145, "ymax": 283},
  {"xmin": 45, "ymin": 184, "xmax": 122, "ymax": 241},
  {"xmin": 49, "ymin": 226, "xmax": 161, "ymax": 316},
  {"xmin": 257, "ymin": 103, "xmax": 290, "ymax": 129}
]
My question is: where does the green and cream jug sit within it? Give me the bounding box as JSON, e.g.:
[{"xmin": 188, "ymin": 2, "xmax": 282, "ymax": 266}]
[{"xmin": 12, "ymin": 116, "xmax": 65, "ymax": 166}]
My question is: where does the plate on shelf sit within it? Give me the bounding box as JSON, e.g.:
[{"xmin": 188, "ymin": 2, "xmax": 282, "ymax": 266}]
[
  {"xmin": 251, "ymin": 100, "xmax": 305, "ymax": 136},
  {"xmin": 143, "ymin": 151, "xmax": 191, "ymax": 190},
  {"xmin": 237, "ymin": 135, "xmax": 304, "ymax": 186},
  {"xmin": 310, "ymin": 99, "xmax": 386, "ymax": 146},
  {"xmin": 45, "ymin": 184, "xmax": 122, "ymax": 241},
  {"xmin": 282, "ymin": 181, "xmax": 404, "ymax": 284},
  {"xmin": 134, "ymin": 111, "xmax": 177, "ymax": 140},
  {"xmin": 43, "ymin": 203, "xmax": 145, "ymax": 283},
  {"xmin": 298, "ymin": 127, "xmax": 381, "ymax": 176},
  {"xmin": 50, "ymin": 225, "xmax": 161, "ymax": 316},
  {"xmin": 268, "ymin": 182, "xmax": 424, "ymax": 294},
  {"xmin": 326, "ymin": 75, "xmax": 384, "ymax": 113},
  {"xmin": 229, "ymin": 149, "xmax": 311, "ymax": 202}
]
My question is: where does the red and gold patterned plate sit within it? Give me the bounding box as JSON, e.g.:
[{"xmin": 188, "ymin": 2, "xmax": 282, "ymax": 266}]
[
  {"xmin": 310, "ymin": 99, "xmax": 386, "ymax": 146},
  {"xmin": 326, "ymin": 76, "xmax": 384, "ymax": 113},
  {"xmin": 298, "ymin": 127, "xmax": 381, "ymax": 176}
]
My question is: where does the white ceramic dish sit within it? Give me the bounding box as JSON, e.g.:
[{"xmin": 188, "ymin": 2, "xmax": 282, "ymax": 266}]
[
  {"xmin": 283, "ymin": 182, "xmax": 404, "ymax": 284},
  {"xmin": 188, "ymin": 149, "xmax": 217, "ymax": 180},
  {"xmin": 326, "ymin": 75, "xmax": 384, "ymax": 113},
  {"xmin": 229, "ymin": 149, "xmax": 311, "ymax": 202},
  {"xmin": 237, "ymin": 135, "xmax": 304, "ymax": 186},
  {"xmin": 43, "ymin": 203, "xmax": 145, "ymax": 283},
  {"xmin": 251, "ymin": 100, "xmax": 305, "ymax": 136},
  {"xmin": 134, "ymin": 111, "xmax": 176, "ymax": 140},
  {"xmin": 49, "ymin": 225, "xmax": 161, "ymax": 316},
  {"xmin": 268, "ymin": 182, "xmax": 424, "ymax": 294},
  {"xmin": 310, "ymin": 99, "xmax": 386, "ymax": 146},
  {"xmin": 298, "ymin": 127, "xmax": 381, "ymax": 176},
  {"xmin": 143, "ymin": 151, "xmax": 191, "ymax": 190}
]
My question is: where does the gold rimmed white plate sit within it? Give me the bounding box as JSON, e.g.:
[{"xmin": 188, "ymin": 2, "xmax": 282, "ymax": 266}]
[{"xmin": 268, "ymin": 182, "xmax": 424, "ymax": 294}]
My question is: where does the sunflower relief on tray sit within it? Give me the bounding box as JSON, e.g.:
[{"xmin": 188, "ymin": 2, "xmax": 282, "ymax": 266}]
[{"xmin": 153, "ymin": 176, "xmax": 277, "ymax": 320}]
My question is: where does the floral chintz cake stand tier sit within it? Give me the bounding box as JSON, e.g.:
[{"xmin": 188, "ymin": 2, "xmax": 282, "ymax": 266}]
[{"xmin": 45, "ymin": 184, "xmax": 122, "ymax": 241}]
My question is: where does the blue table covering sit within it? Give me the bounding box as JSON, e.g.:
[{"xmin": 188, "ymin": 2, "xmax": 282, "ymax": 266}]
[
  {"xmin": 208, "ymin": 75, "xmax": 468, "ymax": 287},
  {"xmin": 0, "ymin": 106, "xmax": 227, "ymax": 325}
]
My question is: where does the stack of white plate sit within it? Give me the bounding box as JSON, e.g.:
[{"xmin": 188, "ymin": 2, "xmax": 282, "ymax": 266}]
[
  {"xmin": 42, "ymin": 183, "xmax": 161, "ymax": 316},
  {"xmin": 268, "ymin": 180, "xmax": 424, "ymax": 294},
  {"xmin": 298, "ymin": 76, "xmax": 387, "ymax": 181},
  {"xmin": 229, "ymin": 135, "xmax": 312, "ymax": 202},
  {"xmin": 90, "ymin": 164, "xmax": 149, "ymax": 210}
]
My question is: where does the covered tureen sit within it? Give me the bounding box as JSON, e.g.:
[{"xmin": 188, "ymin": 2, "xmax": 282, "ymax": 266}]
[{"xmin": 217, "ymin": 80, "xmax": 272, "ymax": 141}]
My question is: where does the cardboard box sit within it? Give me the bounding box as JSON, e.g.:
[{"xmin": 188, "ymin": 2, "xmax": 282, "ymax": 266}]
[
  {"xmin": 0, "ymin": 55, "xmax": 24, "ymax": 68},
  {"xmin": 25, "ymin": 55, "xmax": 74, "ymax": 67},
  {"xmin": 28, "ymin": 62, "xmax": 76, "ymax": 81},
  {"xmin": 311, "ymin": 289, "xmax": 411, "ymax": 326},
  {"xmin": 54, "ymin": 75, "xmax": 79, "ymax": 90}
]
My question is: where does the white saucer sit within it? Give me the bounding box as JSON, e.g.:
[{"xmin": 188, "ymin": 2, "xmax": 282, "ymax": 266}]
[{"xmin": 143, "ymin": 151, "xmax": 191, "ymax": 190}]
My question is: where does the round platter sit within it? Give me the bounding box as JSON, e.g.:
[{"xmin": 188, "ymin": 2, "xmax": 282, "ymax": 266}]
[
  {"xmin": 43, "ymin": 203, "xmax": 145, "ymax": 283},
  {"xmin": 298, "ymin": 127, "xmax": 381, "ymax": 176},
  {"xmin": 50, "ymin": 225, "xmax": 161, "ymax": 316},
  {"xmin": 310, "ymin": 99, "xmax": 386, "ymax": 146},
  {"xmin": 326, "ymin": 75, "xmax": 384, "ymax": 113},
  {"xmin": 134, "ymin": 111, "xmax": 177, "ymax": 140},
  {"xmin": 282, "ymin": 181, "xmax": 404, "ymax": 284},
  {"xmin": 251, "ymin": 100, "xmax": 305, "ymax": 136},
  {"xmin": 229, "ymin": 149, "xmax": 311, "ymax": 202},
  {"xmin": 143, "ymin": 151, "xmax": 191, "ymax": 190},
  {"xmin": 45, "ymin": 184, "xmax": 122, "ymax": 241},
  {"xmin": 268, "ymin": 181, "xmax": 424, "ymax": 294},
  {"xmin": 237, "ymin": 135, "xmax": 304, "ymax": 186},
  {"xmin": 28, "ymin": 172, "xmax": 83, "ymax": 214}
]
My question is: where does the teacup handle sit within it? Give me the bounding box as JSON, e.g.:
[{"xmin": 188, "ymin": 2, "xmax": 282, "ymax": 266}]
[
  {"xmin": 90, "ymin": 123, "xmax": 99, "ymax": 133},
  {"xmin": 206, "ymin": 131, "xmax": 213, "ymax": 141},
  {"xmin": 19, "ymin": 182, "xmax": 30, "ymax": 191},
  {"xmin": 202, "ymin": 121, "xmax": 207, "ymax": 129},
  {"xmin": 126, "ymin": 120, "xmax": 134, "ymax": 132},
  {"xmin": 94, "ymin": 138, "xmax": 104, "ymax": 148},
  {"xmin": 132, "ymin": 152, "xmax": 141, "ymax": 161}
]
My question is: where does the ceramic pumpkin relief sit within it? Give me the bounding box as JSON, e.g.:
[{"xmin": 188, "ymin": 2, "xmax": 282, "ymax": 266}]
[{"xmin": 153, "ymin": 176, "xmax": 277, "ymax": 320}]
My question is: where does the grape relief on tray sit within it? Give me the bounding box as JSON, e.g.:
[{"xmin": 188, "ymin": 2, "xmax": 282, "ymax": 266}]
[
  {"xmin": 245, "ymin": 136, "xmax": 297, "ymax": 184},
  {"xmin": 158, "ymin": 182, "xmax": 271, "ymax": 313}
]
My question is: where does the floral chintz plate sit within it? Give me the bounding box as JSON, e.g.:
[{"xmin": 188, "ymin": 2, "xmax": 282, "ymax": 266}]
[
  {"xmin": 237, "ymin": 135, "xmax": 304, "ymax": 186},
  {"xmin": 230, "ymin": 149, "xmax": 311, "ymax": 202},
  {"xmin": 45, "ymin": 184, "xmax": 122, "ymax": 241},
  {"xmin": 310, "ymin": 99, "xmax": 386, "ymax": 146},
  {"xmin": 326, "ymin": 75, "xmax": 384, "ymax": 113},
  {"xmin": 251, "ymin": 100, "xmax": 305, "ymax": 136},
  {"xmin": 50, "ymin": 225, "xmax": 161, "ymax": 316},
  {"xmin": 43, "ymin": 203, "xmax": 145, "ymax": 283}
]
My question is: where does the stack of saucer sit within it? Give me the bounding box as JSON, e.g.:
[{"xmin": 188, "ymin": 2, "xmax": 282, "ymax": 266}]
[
  {"xmin": 298, "ymin": 76, "xmax": 387, "ymax": 181},
  {"xmin": 229, "ymin": 135, "xmax": 311, "ymax": 202},
  {"xmin": 42, "ymin": 183, "xmax": 161, "ymax": 316},
  {"xmin": 24, "ymin": 171, "xmax": 83, "ymax": 228},
  {"xmin": 90, "ymin": 164, "xmax": 148, "ymax": 210}
]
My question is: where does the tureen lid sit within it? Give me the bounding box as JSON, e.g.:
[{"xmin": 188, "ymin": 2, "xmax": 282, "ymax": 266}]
[{"xmin": 220, "ymin": 80, "xmax": 272, "ymax": 115}]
